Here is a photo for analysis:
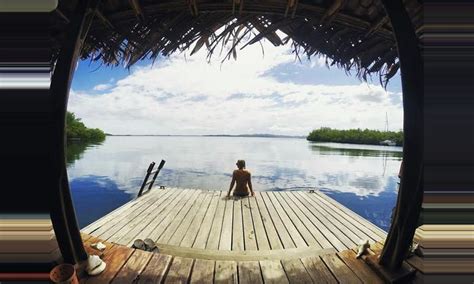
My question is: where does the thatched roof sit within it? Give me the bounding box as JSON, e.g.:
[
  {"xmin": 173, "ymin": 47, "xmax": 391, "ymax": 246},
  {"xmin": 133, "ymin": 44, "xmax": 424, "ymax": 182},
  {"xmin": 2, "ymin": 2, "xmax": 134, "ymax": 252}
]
[{"xmin": 53, "ymin": 0, "xmax": 422, "ymax": 85}]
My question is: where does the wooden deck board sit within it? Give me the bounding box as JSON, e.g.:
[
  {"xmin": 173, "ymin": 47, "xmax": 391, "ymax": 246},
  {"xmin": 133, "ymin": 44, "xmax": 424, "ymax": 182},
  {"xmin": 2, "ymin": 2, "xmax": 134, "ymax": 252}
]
[
  {"xmin": 254, "ymin": 194, "xmax": 283, "ymax": 250},
  {"xmin": 238, "ymin": 261, "xmax": 263, "ymax": 284},
  {"xmin": 294, "ymin": 192, "xmax": 355, "ymax": 250},
  {"xmin": 305, "ymin": 192, "xmax": 377, "ymax": 242},
  {"xmin": 281, "ymin": 259, "xmax": 313, "ymax": 284},
  {"xmin": 169, "ymin": 192, "xmax": 213, "ymax": 246},
  {"xmin": 82, "ymin": 188, "xmax": 387, "ymax": 284},
  {"xmin": 158, "ymin": 190, "xmax": 203, "ymax": 243},
  {"xmin": 300, "ymin": 256, "xmax": 338, "ymax": 284},
  {"xmin": 241, "ymin": 198, "xmax": 258, "ymax": 250},
  {"xmin": 260, "ymin": 260, "xmax": 289, "ymax": 284},
  {"xmin": 259, "ymin": 193, "xmax": 296, "ymax": 249},
  {"xmin": 206, "ymin": 194, "xmax": 227, "ymax": 250},
  {"xmin": 231, "ymin": 199, "xmax": 244, "ymax": 251},
  {"xmin": 315, "ymin": 191, "xmax": 387, "ymax": 238},
  {"xmin": 265, "ymin": 192, "xmax": 307, "ymax": 248},
  {"xmin": 180, "ymin": 192, "xmax": 216, "ymax": 247},
  {"xmin": 190, "ymin": 259, "xmax": 215, "ymax": 284},
  {"xmin": 108, "ymin": 189, "xmax": 176, "ymax": 244},
  {"xmin": 165, "ymin": 256, "xmax": 194, "ymax": 283},
  {"xmin": 214, "ymin": 260, "xmax": 238, "ymax": 284},
  {"xmin": 133, "ymin": 189, "xmax": 190, "ymax": 246},
  {"xmin": 286, "ymin": 192, "xmax": 348, "ymax": 251},
  {"xmin": 248, "ymin": 197, "xmax": 271, "ymax": 250},
  {"xmin": 137, "ymin": 253, "xmax": 172, "ymax": 284},
  {"xmin": 219, "ymin": 198, "xmax": 234, "ymax": 250},
  {"xmin": 111, "ymin": 249, "xmax": 152, "ymax": 284},
  {"xmin": 273, "ymin": 192, "xmax": 322, "ymax": 248},
  {"xmin": 321, "ymin": 253, "xmax": 363, "ymax": 283}
]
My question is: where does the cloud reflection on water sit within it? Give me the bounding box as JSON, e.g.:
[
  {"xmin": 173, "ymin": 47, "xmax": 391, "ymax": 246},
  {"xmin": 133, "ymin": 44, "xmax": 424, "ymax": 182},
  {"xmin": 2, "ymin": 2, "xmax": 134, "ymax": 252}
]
[{"xmin": 67, "ymin": 137, "xmax": 401, "ymax": 230}]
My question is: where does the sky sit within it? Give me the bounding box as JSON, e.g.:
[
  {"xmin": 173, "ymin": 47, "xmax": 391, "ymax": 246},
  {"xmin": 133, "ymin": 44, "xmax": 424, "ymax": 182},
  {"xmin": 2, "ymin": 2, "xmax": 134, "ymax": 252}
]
[{"xmin": 70, "ymin": 39, "xmax": 403, "ymax": 136}]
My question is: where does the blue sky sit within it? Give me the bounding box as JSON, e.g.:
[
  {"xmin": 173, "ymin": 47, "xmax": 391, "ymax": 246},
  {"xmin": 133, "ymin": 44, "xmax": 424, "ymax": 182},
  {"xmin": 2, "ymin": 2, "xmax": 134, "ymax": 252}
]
[{"xmin": 70, "ymin": 41, "xmax": 403, "ymax": 135}]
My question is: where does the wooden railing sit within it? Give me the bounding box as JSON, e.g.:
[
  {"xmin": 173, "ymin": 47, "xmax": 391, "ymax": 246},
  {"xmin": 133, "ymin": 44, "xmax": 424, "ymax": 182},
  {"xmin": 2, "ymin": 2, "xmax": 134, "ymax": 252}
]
[{"xmin": 137, "ymin": 160, "xmax": 166, "ymax": 198}]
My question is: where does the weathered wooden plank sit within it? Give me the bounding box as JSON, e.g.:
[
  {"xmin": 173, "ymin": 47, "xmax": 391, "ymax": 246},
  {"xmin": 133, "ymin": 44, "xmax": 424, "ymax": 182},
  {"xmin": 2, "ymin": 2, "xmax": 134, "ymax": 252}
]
[
  {"xmin": 91, "ymin": 190, "xmax": 164, "ymax": 239},
  {"xmin": 82, "ymin": 189, "xmax": 159, "ymax": 234},
  {"xmin": 137, "ymin": 254, "xmax": 172, "ymax": 284},
  {"xmin": 258, "ymin": 193, "xmax": 295, "ymax": 249},
  {"xmin": 108, "ymin": 189, "xmax": 176, "ymax": 244},
  {"xmin": 180, "ymin": 191, "xmax": 217, "ymax": 247},
  {"xmin": 282, "ymin": 192, "xmax": 334, "ymax": 249},
  {"xmin": 248, "ymin": 197, "xmax": 271, "ymax": 250},
  {"xmin": 192, "ymin": 191, "xmax": 221, "ymax": 249},
  {"xmin": 130, "ymin": 189, "xmax": 190, "ymax": 246},
  {"xmin": 190, "ymin": 259, "xmax": 215, "ymax": 284},
  {"xmin": 305, "ymin": 192, "xmax": 377, "ymax": 242},
  {"xmin": 159, "ymin": 190, "xmax": 203, "ymax": 244},
  {"xmin": 273, "ymin": 192, "xmax": 322, "ymax": 248},
  {"xmin": 148, "ymin": 189, "xmax": 199, "ymax": 243},
  {"xmin": 292, "ymin": 192, "xmax": 352, "ymax": 251},
  {"xmin": 320, "ymin": 254, "xmax": 362, "ymax": 284},
  {"xmin": 219, "ymin": 197, "xmax": 234, "ymax": 250},
  {"xmin": 238, "ymin": 261, "xmax": 263, "ymax": 284},
  {"xmin": 169, "ymin": 192, "xmax": 213, "ymax": 246},
  {"xmin": 82, "ymin": 246, "xmax": 134, "ymax": 284},
  {"xmin": 111, "ymin": 249, "xmax": 152, "ymax": 283},
  {"xmin": 299, "ymin": 192, "xmax": 360, "ymax": 247},
  {"xmin": 214, "ymin": 260, "xmax": 237, "ymax": 284},
  {"xmin": 259, "ymin": 260, "xmax": 289, "ymax": 284},
  {"xmin": 232, "ymin": 198, "xmax": 244, "ymax": 251},
  {"xmin": 338, "ymin": 250, "xmax": 384, "ymax": 284},
  {"xmin": 241, "ymin": 197, "xmax": 258, "ymax": 250},
  {"xmin": 281, "ymin": 259, "xmax": 313, "ymax": 284},
  {"xmin": 206, "ymin": 194, "xmax": 227, "ymax": 250},
  {"xmin": 254, "ymin": 194, "xmax": 283, "ymax": 250},
  {"xmin": 315, "ymin": 192, "xmax": 386, "ymax": 238},
  {"xmin": 164, "ymin": 257, "xmax": 194, "ymax": 283},
  {"xmin": 300, "ymin": 256, "xmax": 338, "ymax": 284}
]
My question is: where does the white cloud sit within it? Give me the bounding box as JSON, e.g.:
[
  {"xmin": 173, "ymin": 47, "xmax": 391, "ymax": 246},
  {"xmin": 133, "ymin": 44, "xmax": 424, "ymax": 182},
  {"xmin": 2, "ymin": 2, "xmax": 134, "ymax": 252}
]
[
  {"xmin": 93, "ymin": 83, "xmax": 112, "ymax": 91},
  {"xmin": 69, "ymin": 41, "xmax": 403, "ymax": 135}
]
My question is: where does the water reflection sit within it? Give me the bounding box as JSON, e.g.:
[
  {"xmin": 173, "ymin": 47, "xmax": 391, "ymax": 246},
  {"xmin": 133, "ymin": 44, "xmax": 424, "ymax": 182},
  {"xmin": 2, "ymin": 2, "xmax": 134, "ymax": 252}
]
[{"xmin": 67, "ymin": 137, "xmax": 402, "ymax": 230}]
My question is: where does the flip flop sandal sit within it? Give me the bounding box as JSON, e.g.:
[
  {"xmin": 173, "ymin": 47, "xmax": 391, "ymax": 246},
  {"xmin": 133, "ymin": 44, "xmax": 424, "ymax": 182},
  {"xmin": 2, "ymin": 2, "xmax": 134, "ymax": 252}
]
[
  {"xmin": 143, "ymin": 238, "xmax": 157, "ymax": 251},
  {"xmin": 132, "ymin": 239, "xmax": 146, "ymax": 250}
]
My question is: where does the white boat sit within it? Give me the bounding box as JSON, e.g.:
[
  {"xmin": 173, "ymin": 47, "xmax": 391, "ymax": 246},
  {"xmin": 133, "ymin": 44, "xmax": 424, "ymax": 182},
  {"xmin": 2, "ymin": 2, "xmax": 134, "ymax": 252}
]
[{"xmin": 380, "ymin": 139, "xmax": 396, "ymax": 146}]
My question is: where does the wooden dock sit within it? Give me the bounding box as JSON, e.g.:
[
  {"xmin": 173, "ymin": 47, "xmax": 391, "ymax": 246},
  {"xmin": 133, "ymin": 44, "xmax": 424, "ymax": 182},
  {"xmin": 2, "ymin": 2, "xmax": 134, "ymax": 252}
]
[{"xmin": 81, "ymin": 188, "xmax": 388, "ymax": 283}]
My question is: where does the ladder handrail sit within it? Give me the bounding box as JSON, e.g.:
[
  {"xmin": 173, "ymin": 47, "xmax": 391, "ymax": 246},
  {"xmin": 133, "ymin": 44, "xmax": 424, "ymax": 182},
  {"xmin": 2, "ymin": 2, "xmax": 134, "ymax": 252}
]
[{"xmin": 137, "ymin": 160, "xmax": 166, "ymax": 198}]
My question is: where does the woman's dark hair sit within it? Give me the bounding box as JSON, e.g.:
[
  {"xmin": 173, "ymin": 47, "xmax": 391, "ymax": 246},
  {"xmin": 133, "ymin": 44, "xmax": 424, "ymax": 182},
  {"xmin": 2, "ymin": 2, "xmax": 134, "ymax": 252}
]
[{"xmin": 236, "ymin": 160, "xmax": 246, "ymax": 169}]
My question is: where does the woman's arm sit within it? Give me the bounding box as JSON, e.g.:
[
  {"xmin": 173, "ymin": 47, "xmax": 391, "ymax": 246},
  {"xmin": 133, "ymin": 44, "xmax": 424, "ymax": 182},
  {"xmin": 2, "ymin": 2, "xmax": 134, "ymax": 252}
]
[
  {"xmin": 248, "ymin": 173, "xmax": 254, "ymax": 196},
  {"xmin": 227, "ymin": 172, "xmax": 236, "ymax": 197}
]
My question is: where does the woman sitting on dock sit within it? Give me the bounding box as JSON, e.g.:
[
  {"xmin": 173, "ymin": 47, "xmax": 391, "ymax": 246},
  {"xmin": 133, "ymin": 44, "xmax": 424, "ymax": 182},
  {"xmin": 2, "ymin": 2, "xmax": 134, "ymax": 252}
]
[{"xmin": 227, "ymin": 160, "xmax": 255, "ymax": 197}]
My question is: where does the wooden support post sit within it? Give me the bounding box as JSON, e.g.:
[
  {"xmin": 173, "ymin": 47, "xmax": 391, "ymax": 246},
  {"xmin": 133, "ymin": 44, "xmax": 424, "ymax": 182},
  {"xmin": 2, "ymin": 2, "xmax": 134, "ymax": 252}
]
[
  {"xmin": 378, "ymin": 0, "xmax": 423, "ymax": 272},
  {"xmin": 50, "ymin": 0, "xmax": 101, "ymax": 263}
]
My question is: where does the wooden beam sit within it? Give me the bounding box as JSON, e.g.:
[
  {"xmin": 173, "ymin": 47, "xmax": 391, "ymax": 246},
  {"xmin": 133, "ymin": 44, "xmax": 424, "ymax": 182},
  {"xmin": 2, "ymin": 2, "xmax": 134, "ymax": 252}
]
[
  {"xmin": 129, "ymin": 0, "xmax": 145, "ymax": 21},
  {"xmin": 50, "ymin": 0, "xmax": 101, "ymax": 264},
  {"xmin": 378, "ymin": 0, "xmax": 423, "ymax": 271}
]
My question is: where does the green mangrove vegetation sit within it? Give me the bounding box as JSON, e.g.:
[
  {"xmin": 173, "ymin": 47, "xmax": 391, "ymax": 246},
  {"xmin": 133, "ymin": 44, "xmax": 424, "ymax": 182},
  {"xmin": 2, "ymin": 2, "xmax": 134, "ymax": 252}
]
[
  {"xmin": 307, "ymin": 127, "xmax": 403, "ymax": 146},
  {"xmin": 66, "ymin": 111, "xmax": 106, "ymax": 142}
]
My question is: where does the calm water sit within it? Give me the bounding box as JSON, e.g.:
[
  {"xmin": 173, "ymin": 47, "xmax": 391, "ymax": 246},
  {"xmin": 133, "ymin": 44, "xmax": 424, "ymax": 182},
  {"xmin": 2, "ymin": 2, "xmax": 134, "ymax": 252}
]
[{"xmin": 67, "ymin": 136, "xmax": 402, "ymax": 231}]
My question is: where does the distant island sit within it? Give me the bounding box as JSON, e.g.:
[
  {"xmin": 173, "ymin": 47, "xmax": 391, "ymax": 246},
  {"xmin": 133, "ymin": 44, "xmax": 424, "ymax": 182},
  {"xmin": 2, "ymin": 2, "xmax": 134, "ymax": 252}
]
[
  {"xmin": 66, "ymin": 112, "xmax": 106, "ymax": 143},
  {"xmin": 204, "ymin": 134, "xmax": 305, "ymax": 138},
  {"xmin": 307, "ymin": 127, "xmax": 403, "ymax": 146},
  {"xmin": 107, "ymin": 134, "xmax": 305, "ymax": 138}
]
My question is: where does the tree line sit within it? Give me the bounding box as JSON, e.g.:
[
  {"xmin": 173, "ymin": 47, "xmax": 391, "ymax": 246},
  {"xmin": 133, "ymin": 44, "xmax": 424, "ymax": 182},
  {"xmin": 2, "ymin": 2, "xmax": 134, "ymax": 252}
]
[
  {"xmin": 307, "ymin": 127, "xmax": 403, "ymax": 146},
  {"xmin": 66, "ymin": 112, "xmax": 106, "ymax": 142}
]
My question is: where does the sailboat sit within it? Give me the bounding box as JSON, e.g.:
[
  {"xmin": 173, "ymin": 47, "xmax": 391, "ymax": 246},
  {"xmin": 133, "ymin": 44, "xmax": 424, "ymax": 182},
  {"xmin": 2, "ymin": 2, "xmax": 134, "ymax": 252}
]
[{"xmin": 380, "ymin": 112, "xmax": 396, "ymax": 146}]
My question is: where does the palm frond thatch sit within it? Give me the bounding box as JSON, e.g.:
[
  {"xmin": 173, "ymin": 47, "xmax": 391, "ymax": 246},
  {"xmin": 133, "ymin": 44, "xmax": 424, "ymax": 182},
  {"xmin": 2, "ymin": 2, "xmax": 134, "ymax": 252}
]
[{"xmin": 53, "ymin": 0, "xmax": 422, "ymax": 85}]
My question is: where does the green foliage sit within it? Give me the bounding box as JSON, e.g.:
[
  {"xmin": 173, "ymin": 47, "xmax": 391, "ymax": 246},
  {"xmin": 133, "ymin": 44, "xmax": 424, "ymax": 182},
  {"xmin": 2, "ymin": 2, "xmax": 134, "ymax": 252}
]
[
  {"xmin": 66, "ymin": 112, "xmax": 106, "ymax": 143},
  {"xmin": 307, "ymin": 127, "xmax": 403, "ymax": 146}
]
